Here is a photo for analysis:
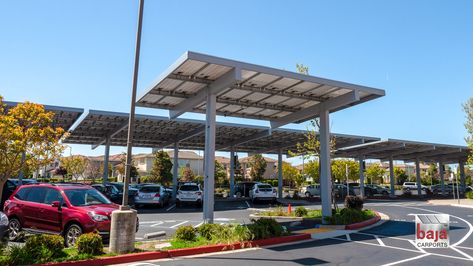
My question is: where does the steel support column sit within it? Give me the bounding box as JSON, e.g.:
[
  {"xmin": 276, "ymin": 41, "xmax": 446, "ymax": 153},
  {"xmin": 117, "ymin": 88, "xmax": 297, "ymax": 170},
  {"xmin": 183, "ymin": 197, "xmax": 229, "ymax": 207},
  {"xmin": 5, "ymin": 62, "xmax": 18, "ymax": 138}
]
[
  {"xmin": 415, "ymin": 159, "xmax": 422, "ymax": 197},
  {"xmin": 230, "ymin": 149, "xmax": 235, "ymax": 197},
  {"xmin": 278, "ymin": 150, "xmax": 283, "ymax": 199},
  {"xmin": 459, "ymin": 161, "xmax": 466, "ymax": 193},
  {"xmin": 103, "ymin": 137, "xmax": 110, "ymax": 183},
  {"xmin": 203, "ymin": 92, "xmax": 216, "ymax": 223},
  {"xmin": 319, "ymin": 109, "xmax": 332, "ymax": 219},
  {"xmin": 439, "ymin": 160, "xmax": 445, "ymax": 195},
  {"xmin": 359, "ymin": 157, "xmax": 365, "ymax": 198},
  {"xmin": 18, "ymin": 152, "xmax": 26, "ymax": 185},
  {"xmin": 389, "ymin": 157, "xmax": 395, "ymax": 197},
  {"xmin": 172, "ymin": 142, "xmax": 179, "ymax": 200}
]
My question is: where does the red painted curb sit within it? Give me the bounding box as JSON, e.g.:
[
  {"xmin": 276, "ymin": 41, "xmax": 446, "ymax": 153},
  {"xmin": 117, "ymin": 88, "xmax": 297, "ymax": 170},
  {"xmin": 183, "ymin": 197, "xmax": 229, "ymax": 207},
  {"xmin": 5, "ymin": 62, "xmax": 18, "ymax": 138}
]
[
  {"xmin": 42, "ymin": 234, "xmax": 310, "ymax": 266},
  {"xmin": 345, "ymin": 212, "xmax": 381, "ymax": 230}
]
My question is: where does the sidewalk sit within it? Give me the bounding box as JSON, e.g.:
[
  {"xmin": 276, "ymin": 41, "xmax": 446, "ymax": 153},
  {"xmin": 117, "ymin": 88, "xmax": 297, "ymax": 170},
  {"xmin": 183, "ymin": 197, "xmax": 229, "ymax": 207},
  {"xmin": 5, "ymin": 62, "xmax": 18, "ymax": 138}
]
[{"xmin": 428, "ymin": 198, "xmax": 473, "ymax": 208}]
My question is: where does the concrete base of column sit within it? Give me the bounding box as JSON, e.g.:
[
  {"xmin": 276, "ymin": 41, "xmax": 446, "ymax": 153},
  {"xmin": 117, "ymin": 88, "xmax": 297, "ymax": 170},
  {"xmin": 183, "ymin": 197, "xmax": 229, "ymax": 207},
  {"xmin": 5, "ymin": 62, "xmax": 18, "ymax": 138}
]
[{"xmin": 109, "ymin": 208, "xmax": 137, "ymax": 254}]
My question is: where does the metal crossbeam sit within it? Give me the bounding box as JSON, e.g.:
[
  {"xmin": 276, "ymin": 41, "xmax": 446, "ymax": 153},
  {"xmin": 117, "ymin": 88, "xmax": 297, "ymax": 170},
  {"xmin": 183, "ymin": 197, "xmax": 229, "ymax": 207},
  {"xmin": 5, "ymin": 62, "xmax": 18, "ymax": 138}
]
[
  {"xmin": 216, "ymin": 129, "xmax": 271, "ymax": 150},
  {"xmin": 160, "ymin": 125, "xmax": 205, "ymax": 147},
  {"xmin": 91, "ymin": 121, "xmax": 129, "ymax": 149}
]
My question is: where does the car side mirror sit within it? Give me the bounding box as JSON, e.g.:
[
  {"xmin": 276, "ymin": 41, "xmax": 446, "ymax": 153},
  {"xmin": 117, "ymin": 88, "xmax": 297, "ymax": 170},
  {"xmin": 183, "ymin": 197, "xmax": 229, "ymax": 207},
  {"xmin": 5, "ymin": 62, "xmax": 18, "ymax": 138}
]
[{"xmin": 52, "ymin": 201, "xmax": 61, "ymax": 208}]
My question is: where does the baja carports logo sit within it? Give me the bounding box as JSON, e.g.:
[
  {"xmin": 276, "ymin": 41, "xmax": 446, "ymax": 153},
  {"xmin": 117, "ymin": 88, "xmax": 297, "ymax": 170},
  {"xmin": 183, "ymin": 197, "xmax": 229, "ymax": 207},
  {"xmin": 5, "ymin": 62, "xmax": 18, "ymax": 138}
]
[{"xmin": 414, "ymin": 214, "xmax": 449, "ymax": 248}]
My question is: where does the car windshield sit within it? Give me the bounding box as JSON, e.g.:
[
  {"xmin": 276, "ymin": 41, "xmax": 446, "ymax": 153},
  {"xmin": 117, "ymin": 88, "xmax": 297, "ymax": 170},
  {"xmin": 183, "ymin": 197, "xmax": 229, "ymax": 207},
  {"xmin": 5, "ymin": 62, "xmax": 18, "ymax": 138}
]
[
  {"xmin": 65, "ymin": 189, "xmax": 111, "ymax": 206},
  {"xmin": 112, "ymin": 183, "xmax": 124, "ymax": 192},
  {"xmin": 180, "ymin": 185, "xmax": 199, "ymax": 191},
  {"xmin": 140, "ymin": 186, "xmax": 160, "ymax": 193},
  {"xmin": 258, "ymin": 185, "xmax": 272, "ymax": 189}
]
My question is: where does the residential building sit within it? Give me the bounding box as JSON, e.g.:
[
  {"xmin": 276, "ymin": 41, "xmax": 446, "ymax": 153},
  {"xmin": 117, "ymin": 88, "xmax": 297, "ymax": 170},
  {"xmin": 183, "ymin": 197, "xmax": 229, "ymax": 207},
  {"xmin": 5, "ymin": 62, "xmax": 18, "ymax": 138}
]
[{"xmin": 239, "ymin": 156, "xmax": 278, "ymax": 180}]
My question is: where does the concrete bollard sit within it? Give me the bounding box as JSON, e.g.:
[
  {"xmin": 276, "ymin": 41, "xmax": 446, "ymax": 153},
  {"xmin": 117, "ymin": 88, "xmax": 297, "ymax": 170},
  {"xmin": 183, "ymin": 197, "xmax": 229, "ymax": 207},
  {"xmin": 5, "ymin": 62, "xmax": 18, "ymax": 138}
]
[{"xmin": 109, "ymin": 207, "xmax": 137, "ymax": 254}]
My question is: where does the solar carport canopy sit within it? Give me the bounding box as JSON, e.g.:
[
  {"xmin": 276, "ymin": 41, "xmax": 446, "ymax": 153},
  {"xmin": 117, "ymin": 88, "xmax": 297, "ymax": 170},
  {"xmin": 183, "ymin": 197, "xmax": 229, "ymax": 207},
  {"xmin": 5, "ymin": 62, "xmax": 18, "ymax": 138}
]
[
  {"xmin": 335, "ymin": 139, "xmax": 470, "ymax": 164},
  {"xmin": 4, "ymin": 101, "xmax": 84, "ymax": 131},
  {"xmin": 136, "ymin": 51, "xmax": 385, "ymax": 127},
  {"xmin": 64, "ymin": 109, "xmax": 379, "ymax": 154}
]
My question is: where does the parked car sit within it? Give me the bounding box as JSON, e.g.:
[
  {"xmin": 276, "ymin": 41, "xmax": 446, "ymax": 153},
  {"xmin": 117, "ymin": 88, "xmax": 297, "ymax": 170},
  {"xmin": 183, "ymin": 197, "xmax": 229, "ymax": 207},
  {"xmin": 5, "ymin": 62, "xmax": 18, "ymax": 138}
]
[
  {"xmin": 176, "ymin": 183, "xmax": 203, "ymax": 207},
  {"xmin": 134, "ymin": 185, "xmax": 170, "ymax": 208},
  {"xmin": 91, "ymin": 184, "xmax": 122, "ymax": 204},
  {"xmin": 234, "ymin": 181, "xmax": 258, "ymax": 198},
  {"xmin": 249, "ymin": 183, "xmax": 277, "ymax": 203},
  {"xmin": 333, "ymin": 184, "xmax": 355, "ymax": 198},
  {"xmin": 403, "ymin": 182, "xmax": 428, "ymax": 191},
  {"xmin": 4, "ymin": 183, "xmax": 138, "ymax": 247},
  {"xmin": 365, "ymin": 184, "xmax": 389, "ymax": 195},
  {"xmin": 108, "ymin": 182, "xmax": 138, "ymax": 206},
  {"xmin": 2, "ymin": 179, "xmax": 39, "ymax": 207},
  {"xmin": 0, "ymin": 212, "xmax": 8, "ymax": 242},
  {"xmin": 301, "ymin": 184, "xmax": 320, "ymax": 197}
]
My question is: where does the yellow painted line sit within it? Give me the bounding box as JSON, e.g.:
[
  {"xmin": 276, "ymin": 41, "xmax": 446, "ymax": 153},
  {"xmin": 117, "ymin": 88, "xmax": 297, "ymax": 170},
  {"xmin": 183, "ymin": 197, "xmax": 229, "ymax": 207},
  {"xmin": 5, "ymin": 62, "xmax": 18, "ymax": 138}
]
[{"xmin": 294, "ymin": 228, "xmax": 335, "ymax": 234}]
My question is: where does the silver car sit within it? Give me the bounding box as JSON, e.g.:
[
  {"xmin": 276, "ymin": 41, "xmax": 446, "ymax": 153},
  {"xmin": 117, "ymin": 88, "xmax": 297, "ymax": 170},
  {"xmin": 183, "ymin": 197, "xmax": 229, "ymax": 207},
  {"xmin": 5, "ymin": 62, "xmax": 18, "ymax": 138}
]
[
  {"xmin": 301, "ymin": 184, "xmax": 320, "ymax": 197},
  {"xmin": 134, "ymin": 185, "xmax": 170, "ymax": 208}
]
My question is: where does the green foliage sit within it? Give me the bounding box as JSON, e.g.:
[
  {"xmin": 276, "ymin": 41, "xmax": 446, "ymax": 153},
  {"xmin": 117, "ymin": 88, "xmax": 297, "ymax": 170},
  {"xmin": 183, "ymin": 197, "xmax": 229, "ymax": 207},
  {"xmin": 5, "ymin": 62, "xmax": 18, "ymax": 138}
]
[
  {"xmin": 180, "ymin": 166, "xmax": 195, "ymax": 182},
  {"xmin": 295, "ymin": 206, "xmax": 308, "ymax": 217},
  {"xmin": 76, "ymin": 233, "xmax": 103, "ymax": 256},
  {"xmin": 365, "ymin": 164, "xmax": 386, "ymax": 184},
  {"xmin": 247, "ymin": 218, "xmax": 284, "ymax": 240},
  {"xmin": 344, "ymin": 196, "xmax": 364, "ymax": 210},
  {"xmin": 331, "ymin": 160, "xmax": 360, "ymax": 183},
  {"xmin": 150, "ymin": 151, "xmax": 173, "ymax": 186},
  {"xmin": 296, "ymin": 63, "xmax": 309, "ymax": 75},
  {"xmin": 325, "ymin": 208, "xmax": 376, "ymax": 225},
  {"xmin": 197, "ymin": 223, "xmax": 223, "ymax": 240},
  {"xmin": 466, "ymin": 191, "xmax": 473, "ymax": 199},
  {"xmin": 3, "ymin": 234, "xmax": 65, "ymax": 265},
  {"xmin": 175, "ymin": 225, "xmax": 197, "ymax": 241},
  {"xmin": 139, "ymin": 175, "xmax": 156, "ymax": 184},
  {"xmin": 215, "ymin": 160, "xmax": 227, "ymax": 186},
  {"xmin": 248, "ymin": 154, "xmax": 267, "ymax": 181},
  {"xmin": 394, "ymin": 167, "xmax": 409, "ymax": 185},
  {"xmin": 463, "ymin": 97, "xmax": 473, "ymax": 164},
  {"xmin": 305, "ymin": 160, "xmax": 320, "ymax": 183}
]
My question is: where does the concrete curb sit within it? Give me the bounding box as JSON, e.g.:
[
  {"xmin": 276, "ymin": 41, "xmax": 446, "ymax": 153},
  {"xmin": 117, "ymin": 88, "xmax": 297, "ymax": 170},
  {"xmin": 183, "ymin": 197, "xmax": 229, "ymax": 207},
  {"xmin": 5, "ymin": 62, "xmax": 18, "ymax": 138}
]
[
  {"xmin": 41, "ymin": 234, "xmax": 311, "ymax": 266},
  {"xmin": 144, "ymin": 231, "xmax": 166, "ymax": 239},
  {"xmin": 450, "ymin": 204, "xmax": 473, "ymax": 209},
  {"xmin": 345, "ymin": 211, "xmax": 381, "ymax": 230}
]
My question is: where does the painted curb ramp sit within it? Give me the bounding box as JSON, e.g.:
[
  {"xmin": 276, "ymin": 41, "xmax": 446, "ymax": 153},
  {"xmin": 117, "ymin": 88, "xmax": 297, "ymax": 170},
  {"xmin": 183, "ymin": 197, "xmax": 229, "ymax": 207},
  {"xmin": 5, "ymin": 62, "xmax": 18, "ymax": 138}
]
[{"xmin": 41, "ymin": 234, "xmax": 311, "ymax": 266}]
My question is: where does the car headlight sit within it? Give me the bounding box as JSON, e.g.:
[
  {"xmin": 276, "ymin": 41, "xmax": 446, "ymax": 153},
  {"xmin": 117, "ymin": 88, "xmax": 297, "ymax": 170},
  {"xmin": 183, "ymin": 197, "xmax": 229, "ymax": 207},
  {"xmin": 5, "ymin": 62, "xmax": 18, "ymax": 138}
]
[
  {"xmin": 88, "ymin": 212, "xmax": 109, "ymax": 222},
  {"xmin": 0, "ymin": 212, "xmax": 8, "ymax": 226}
]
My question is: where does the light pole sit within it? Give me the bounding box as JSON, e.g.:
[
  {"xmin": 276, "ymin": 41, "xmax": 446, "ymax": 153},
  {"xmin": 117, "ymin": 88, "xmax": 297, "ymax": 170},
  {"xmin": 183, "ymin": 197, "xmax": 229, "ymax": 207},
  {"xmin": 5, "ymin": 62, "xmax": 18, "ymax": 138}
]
[{"xmin": 109, "ymin": 0, "xmax": 144, "ymax": 254}]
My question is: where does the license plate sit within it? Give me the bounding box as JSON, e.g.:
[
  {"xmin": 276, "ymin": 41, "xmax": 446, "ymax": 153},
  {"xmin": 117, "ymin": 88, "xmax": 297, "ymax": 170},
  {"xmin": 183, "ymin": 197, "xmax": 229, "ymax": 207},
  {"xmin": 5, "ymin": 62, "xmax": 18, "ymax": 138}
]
[{"xmin": 142, "ymin": 195, "xmax": 153, "ymax": 199}]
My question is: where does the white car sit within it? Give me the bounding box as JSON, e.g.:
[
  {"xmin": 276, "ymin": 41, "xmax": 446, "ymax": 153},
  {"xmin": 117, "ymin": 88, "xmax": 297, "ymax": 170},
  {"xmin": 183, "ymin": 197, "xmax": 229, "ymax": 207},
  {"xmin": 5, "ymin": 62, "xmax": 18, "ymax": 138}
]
[
  {"xmin": 176, "ymin": 183, "xmax": 203, "ymax": 207},
  {"xmin": 249, "ymin": 183, "xmax": 277, "ymax": 203},
  {"xmin": 403, "ymin": 182, "xmax": 428, "ymax": 191},
  {"xmin": 300, "ymin": 184, "xmax": 320, "ymax": 197}
]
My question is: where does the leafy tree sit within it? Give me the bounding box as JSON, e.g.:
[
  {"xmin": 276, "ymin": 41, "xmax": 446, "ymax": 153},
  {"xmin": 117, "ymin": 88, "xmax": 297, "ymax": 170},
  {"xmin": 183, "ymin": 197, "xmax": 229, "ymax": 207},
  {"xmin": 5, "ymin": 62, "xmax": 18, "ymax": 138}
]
[
  {"xmin": 394, "ymin": 167, "xmax": 408, "ymax": 185},
  {"xmin": 305, "ymin": 160, "xmax": 320, "ymax": 183},
  {"xmin": 214, "ymin": 160, "xmax": 227, "ymax": 186},
  {"xmin": 331, "ymin": 159, "xmax": 360, "ymax": 183},
  {"xmin": 248, "ymin": 154, "xmax": 267, "ymax": 181},
  {"xmin": 0, "ymin": 97, "xmax": 66, "ymax": 199},
  {"xmin": 150, "ymin": 150, "xmax": 173, "ymax": 185},
  {"xmin": 61, "ymin": 156, "xmax": 88, "ymax": 181},
  {"xmin": 365, "ymin": 164, "xmax": 386, "ymax": 184},
  {"xmin": 296, "ymin": 63, "xmax": 309, "ymax": 75},
  {"xmin": 234, "ymin": 157, "xmax": 244, "ymax": 181},
  {"xmin": 276, "ymin": 162, "xmax": 299, "ymax": 188},
  {"xmin": 180, "ymin": 167, "xmax": 195, "ymax": 182},
  {"xmin": 54, "ymin": 166, "xmax": 67, "ymax": 182},
  {"xmin": 115, "ymin": 153, "xmax": 139, "ymax": 181},
  {"xmin": 85, "ymin": 160, "xmax": 102, "ymax": 183},
  {"xmin": 463, "ymin": 97, "xmax": 473, "ymax": 164}
]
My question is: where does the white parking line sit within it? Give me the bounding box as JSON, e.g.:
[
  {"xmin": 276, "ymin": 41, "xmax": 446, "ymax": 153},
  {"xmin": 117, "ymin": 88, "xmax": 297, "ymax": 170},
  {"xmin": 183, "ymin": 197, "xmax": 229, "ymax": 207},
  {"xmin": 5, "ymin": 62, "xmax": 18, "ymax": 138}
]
[
  {"xmin": 375, "ymin": 235, "xmax": 385, "ymax": 246},
  {"xmin": 150, "ymin": 221, "xmax": 164, "ymax": 227},
  {"xmin": 408, "ymin": 240, "xmax": 426, "ymax": 253},
  {"xmin": 166, "ymin": 204, "xmax": 176, "ymax": 212},
  {"xmin": 457, "ymin": 246, "xmax": 473, "ymax": 250},
  {"xmin": 451, "ymin": 246, "xmax": 473, "ymax": 261},
  {"xmin": 381, "ymin": 253, "xmax": 431, "ymax": 266},
  {"xmin": 245, "ymin": 201, "xmax": 251, "ymax": 208},
  {"xmin": 345, "ymin": 234, "xmax": 351, "ymax": 241},
  {"xmin": 194, "ymin": 222, "xmax": 203, "ymax": 228},
  {"xmin": 170, "ymin": 221, "xmax": 188, "ymax": 228}
]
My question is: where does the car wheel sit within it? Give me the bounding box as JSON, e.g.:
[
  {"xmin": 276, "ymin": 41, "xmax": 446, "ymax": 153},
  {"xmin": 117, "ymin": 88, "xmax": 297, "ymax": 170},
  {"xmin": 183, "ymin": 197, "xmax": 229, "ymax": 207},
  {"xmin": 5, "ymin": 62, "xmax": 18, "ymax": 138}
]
[
  {"xmin": 65, "ymin": 224, "xmax": 82, "ymax": 247},
  {"xmin": 8, "ymin": 218, "xmax": 22, "ymax": 241},
  {"xmin": 236, "ymin": 191, "xmax": 242, "ymax": 198},
  {"xmin": 305, "ymin": 192, "xmax": 311, "ymax": 198}
]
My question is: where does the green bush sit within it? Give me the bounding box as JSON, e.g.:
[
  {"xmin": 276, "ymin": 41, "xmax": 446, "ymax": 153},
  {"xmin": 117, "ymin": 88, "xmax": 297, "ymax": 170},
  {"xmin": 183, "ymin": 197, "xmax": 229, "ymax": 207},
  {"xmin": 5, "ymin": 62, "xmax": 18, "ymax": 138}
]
[
  {"xmin": 197, "ymin": 223, "xmax": 224, "ymax": 240},
  {"xmin": 175, "ymin": 225, "xmax": 197, "ymax": 241},
  {"xmin": 5, "ymin": 244, "xmax": 33, "ymax": 265},
  {"xmin": 466, "ymin": 191, "xmax": 473, "ymax": 199},
  {"xmin": 76, "ymin": 233, "xmax": 103, "ymax": 255},
  {"xmin": 325, "ymin": 208, "xmax": 376, "ymax": 225},
  {"xmin": 295, "ymin": 206, "xmax": 308, "ymax": 217},
  {"xmin": 247, "ymin": 218, "xmax": 283, "ymax": 240},
  {"xmin": 25, "ymin": 234, "xmax": 65, "ymax": 263},
  {"xmin": 344, "ymin": 196, "xmax": 363, "ymax": 210}
]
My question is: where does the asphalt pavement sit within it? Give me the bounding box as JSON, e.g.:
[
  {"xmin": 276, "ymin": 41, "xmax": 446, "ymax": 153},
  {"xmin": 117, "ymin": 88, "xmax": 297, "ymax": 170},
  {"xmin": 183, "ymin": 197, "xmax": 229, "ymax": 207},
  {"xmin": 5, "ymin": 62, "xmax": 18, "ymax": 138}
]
[{"xmin": 129, "ymin": 199, "xmax": 473, "ymax": 265}]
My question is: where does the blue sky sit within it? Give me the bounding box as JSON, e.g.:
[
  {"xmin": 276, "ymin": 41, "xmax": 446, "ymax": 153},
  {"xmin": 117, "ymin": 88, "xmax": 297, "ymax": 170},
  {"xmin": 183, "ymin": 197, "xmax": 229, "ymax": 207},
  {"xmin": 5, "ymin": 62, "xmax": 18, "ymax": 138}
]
[{"xmin": 1, "ymin": 0, "xmax": 472, "ymax": 165}]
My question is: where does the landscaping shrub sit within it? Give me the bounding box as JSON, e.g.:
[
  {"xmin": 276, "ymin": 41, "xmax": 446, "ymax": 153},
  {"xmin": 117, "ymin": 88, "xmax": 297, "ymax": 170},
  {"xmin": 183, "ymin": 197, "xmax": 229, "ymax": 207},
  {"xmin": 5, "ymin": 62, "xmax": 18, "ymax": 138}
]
[
  {"xmin": 197, "ymin": 223, "xmax": 224, "ymax": 240},
  {"xmin": 247, "ymin": 218, "xmax": 283, "ymax": 240},
  {"xmin": 324, "ymin": 208, "xmax": 376, "ymax": 225},
  {"xmin": 175, "ymin": 225, "xmax": 197, "ymax": 241},
  {"xmin": 344, "ymin": 195, "xmax": 364, "ymax": 210},
  {"xmin": 466, "ymin": 191, "xmax": 473, "ymax": 199},
  {"xmin": 4, "ymin": 244, "xmax": 33, "ymax": 265},
  {"xmin": 295, "ymin": 206, "xmax": 308, "ymax": 217},
  {"xmin": 76, "ymin": 233, "xmax": 103, "ymax": 256},
  {"xmin": 24, "ymin": 234, "xmax": 65, "ymax": 262}
]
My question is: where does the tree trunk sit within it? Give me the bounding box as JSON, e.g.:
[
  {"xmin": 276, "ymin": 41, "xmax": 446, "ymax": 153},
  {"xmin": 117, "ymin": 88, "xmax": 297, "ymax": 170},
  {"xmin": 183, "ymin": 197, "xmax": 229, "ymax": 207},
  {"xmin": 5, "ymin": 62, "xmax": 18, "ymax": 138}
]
[{"xmin": 0, "ymin": 178, "xmax": 7, "ymax": 204}]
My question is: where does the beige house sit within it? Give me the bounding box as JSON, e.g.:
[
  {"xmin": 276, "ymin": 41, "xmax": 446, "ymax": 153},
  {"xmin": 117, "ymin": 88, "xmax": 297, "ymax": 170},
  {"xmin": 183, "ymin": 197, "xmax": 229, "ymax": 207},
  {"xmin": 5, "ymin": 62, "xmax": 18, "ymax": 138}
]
[
  {"xmin": 239, "ymin": 156, "xmax": 278, "ymax": 180},
  {"xmin": 134, "ymin": 150, "xmax": 204, "ymax": 177}
]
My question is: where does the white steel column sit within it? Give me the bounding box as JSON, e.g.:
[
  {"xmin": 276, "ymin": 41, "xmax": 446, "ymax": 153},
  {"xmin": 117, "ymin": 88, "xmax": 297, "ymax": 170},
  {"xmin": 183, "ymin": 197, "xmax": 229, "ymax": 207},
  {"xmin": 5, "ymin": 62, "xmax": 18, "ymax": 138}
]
[
  {"xmin": 438, "ymin": 160, "xmax": 445, "ymax": 195},
  {"xmin": 359, "ymin": 157, "xmax": 365, "ymax": 198},
  {"xmin": 389, "ymin": 157, "xmax": 395, "ymax": 197},
  {"xmin": 459, "ymin": 161, "xmax": 466, "ymax": 193},
  {"xmin": 172, "ymin": 142, "xmax": 179, "ymax": 200},
  {"xmin": 415, "ymin": 159, "xmax": 422, "ymax": 197},
  {"xmin": 319, "ymin": 109, "xmax": 332, "ymax": 219},
  {"xmin": 278, "ymin": 150, "xmax": 283, "ymax": 199},
  {"xmin": 203, "ymin": 92, "xmax": 216, "ymax": 223},
  {"xmin": 230, "ymin": 149, "xmax": 235, "ymax": 197},
  {"xmin": 18, "ymin": 152, "xmax": 26, "ymax": 185},
  {"xmin": 103, "ymin": 137, "xmax": 110, "ymax": 183}
]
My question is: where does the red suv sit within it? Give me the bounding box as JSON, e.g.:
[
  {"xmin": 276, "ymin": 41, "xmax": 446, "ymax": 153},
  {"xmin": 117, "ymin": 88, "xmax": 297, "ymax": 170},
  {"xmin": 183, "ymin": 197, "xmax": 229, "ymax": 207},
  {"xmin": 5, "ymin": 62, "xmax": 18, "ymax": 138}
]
[{"xmin": 4, "ymin": 183, "xmax": 127, "ymax": 247}]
